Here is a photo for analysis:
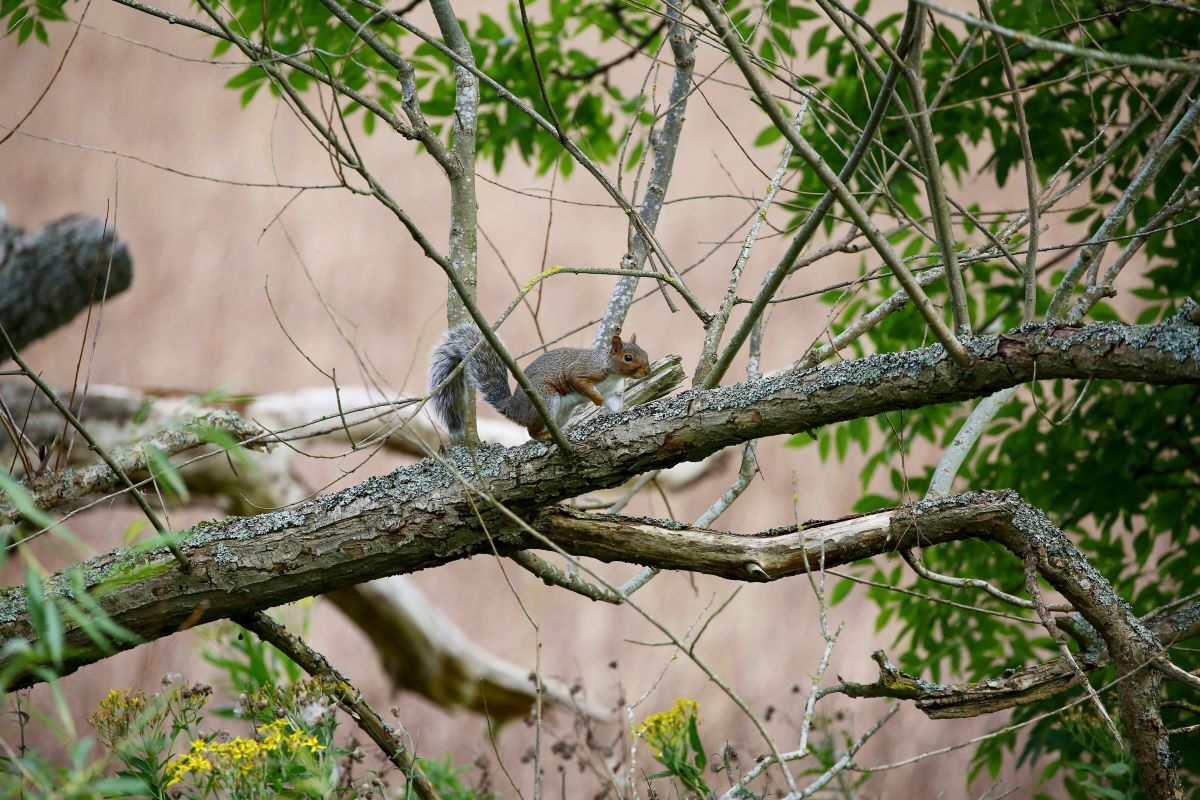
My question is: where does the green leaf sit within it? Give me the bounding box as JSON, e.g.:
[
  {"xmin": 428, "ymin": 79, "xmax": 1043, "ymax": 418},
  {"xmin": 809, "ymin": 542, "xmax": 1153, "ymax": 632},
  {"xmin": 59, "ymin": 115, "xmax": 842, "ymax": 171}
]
[
  {"xmin": 132, "ymin": 399, "xmax": 153, "ymax": 424},
  {"xmin": 754, "ymin": 125, "xmax": 782, "ymax": 147},
  {"xmin": 144, "ymin": 444, "xmax": 188, "ymax": 502},
  {"xmin": 687, "ymin": 716, "xmax": 706, "ymax": 771},
  {"xmin": 0, "ymin": 470, "xmax": 59, "ymax": 531},
  {"xmin": 829, "ymin": 579, "xmax": 853, "ymax": 605}
]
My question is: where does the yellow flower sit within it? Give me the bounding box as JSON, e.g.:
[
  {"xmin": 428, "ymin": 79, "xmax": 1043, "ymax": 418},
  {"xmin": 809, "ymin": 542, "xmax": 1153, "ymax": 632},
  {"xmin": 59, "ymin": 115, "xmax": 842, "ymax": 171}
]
[
  {"xmin": 166, "ymin": 718, "xmax": 327, "ymax": 789},
  {"xmin": 286, "ymin": 730, "xmax": 324, "ymax": 752},
  {"xmin": 635, "ymin": 698, "xmax": 700, "ymax": 759},
  {"xmin": 166, "ymin": 753, "xmax": 213, "ymax": 787}
]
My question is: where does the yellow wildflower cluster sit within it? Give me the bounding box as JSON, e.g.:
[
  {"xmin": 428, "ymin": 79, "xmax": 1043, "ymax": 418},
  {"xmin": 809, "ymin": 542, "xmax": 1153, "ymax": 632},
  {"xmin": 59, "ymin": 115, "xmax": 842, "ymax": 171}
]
[
  {"xmin": 258, "ymin": 718, "xmax": 324, "ymax": 753},
  {"xmin": 635, "ymin": 698, "xmax": 699, "ymax": 758},
  {"xmin": 89, "ymin": 684, "xmax": 211, "ymax": 748},
  {"xmin": 166, "ymin": 718, "xmax": 326, "ymax": 787},
  {"xmin": 89, "ymin": 689, "xmax": 157, "ymax": 745}
]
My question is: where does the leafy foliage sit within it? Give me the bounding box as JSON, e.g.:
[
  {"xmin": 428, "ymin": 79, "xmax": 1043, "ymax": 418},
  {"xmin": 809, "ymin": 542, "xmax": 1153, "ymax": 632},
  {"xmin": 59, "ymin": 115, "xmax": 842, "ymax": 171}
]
[
  {"xmin": 782, "ymin": 3, "xmax": 1199, "ymax": 795},
  {"xmin": 211, "ymin": 0, "xmax": 659, "ymax": 174},
  {"xmin": 0, "ymin": 614, "xmax": 495, "ymax": 799}
]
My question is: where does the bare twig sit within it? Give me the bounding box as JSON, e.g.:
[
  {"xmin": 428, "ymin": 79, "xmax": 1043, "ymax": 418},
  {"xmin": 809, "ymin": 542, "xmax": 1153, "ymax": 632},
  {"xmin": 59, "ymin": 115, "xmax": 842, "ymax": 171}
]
[
  {"xmin": 695, "ymin": 0, "xmax": 971, "ymax": 366},
  {"xmin": 0, "ymin": 324, "xmax": 190, "ymax": 569},
  {"xmin": 235, "ymin": 611, "xmax": 442, "ymax": 800}
]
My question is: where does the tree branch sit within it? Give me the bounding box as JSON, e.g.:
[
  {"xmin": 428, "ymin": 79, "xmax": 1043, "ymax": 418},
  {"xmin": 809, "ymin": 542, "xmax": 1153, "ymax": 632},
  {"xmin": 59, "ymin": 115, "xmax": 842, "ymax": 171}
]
[
  {"xmin": 594, "ymin": 0, "xmax": 696, "ymax": 346},
  {"xmin": 2, "ymin": 312, "xmax": 1198, "ymax": 683}
]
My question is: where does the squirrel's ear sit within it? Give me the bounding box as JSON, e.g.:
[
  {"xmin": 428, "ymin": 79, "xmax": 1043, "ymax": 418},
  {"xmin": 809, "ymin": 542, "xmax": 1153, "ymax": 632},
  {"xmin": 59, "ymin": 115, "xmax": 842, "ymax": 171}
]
[
  {"xmin": 611, "ymin": 334, "xmax": 623, "ymax": 352},
  {"xmin": 629, "ymin": 333, "xmax": 637, "ymax": 345}
]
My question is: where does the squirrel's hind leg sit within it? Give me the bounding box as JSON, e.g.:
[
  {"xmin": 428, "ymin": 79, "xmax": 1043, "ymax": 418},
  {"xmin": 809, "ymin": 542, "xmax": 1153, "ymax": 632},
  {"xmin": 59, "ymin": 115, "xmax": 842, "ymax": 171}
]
[{"xmin": 526, "ymin": 421, "xmax": 552, "ymax": 440}]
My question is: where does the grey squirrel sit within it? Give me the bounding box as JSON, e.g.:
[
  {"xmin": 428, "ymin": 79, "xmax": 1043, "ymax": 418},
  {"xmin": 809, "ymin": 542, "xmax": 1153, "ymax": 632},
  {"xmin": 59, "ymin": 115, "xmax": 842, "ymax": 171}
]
[{"xmin": 429, "ymin": 324, "xmax": 652, "ymax": 440}]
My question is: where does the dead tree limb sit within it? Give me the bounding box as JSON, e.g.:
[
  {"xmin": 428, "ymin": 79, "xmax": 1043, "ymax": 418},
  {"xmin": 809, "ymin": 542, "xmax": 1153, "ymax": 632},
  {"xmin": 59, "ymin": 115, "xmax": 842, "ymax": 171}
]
[
  {"xmin": 0, "ymin": 209, "xmax": 132, "ymax": 360},
  {"xmin": 326, "ymin": 578, "xmax": 611, "ymax": 721}
]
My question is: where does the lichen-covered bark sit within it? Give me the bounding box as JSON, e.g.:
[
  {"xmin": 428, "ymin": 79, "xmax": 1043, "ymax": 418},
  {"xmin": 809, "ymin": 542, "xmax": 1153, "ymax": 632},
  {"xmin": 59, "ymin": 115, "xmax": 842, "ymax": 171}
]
[
  {"xmin": 1, "ymin": 315, "xmax": 1197, "ymax": 702},
  {"xmin": 0, "ymin": 211, "xmax": 132, "ymax": 360},
  {"xmin": 986, "ymin": 501, "xmax": 1182, "ymax": 798}
]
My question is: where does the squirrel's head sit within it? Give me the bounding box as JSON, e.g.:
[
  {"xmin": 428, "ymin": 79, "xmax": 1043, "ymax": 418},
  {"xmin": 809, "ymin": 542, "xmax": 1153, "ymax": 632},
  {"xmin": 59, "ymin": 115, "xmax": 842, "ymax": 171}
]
[{"xmin": 610, "ymin": 333, "xmax": 652, "ymax": 378}]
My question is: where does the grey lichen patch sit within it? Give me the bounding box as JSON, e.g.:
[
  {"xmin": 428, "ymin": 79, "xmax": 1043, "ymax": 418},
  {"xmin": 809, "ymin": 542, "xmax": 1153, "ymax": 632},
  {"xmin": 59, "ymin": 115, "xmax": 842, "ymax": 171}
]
[
  {"xmin": 961, "ymin": 334, "xmax": 1003, "ymax": 359},
  {"xmin": 184, "ymin": 508, "xmax": 308, "ymax": 550},
  {"xmin": 644, "ymin": 385, "xmax": 705, "ymax": 422},
  {"xmin": 908, "ymin": 488, "xmax": 1010, "ymax": 517},
  {"xmin": 785, "ymin": 343, "xmax": 948, "ymax": 398},
  {"xmin": 570, "ymin": 406, "xmax": 640, "ymax": 438},
  {"xmin": 441, "ymin": 442, "xmax": 528, "ymax": 481},
  {"xmin": 0, "ymin": 585, "xmax": 27, "ymax": 624},
  {"xmin": 1061, "ymin": 312, "xmax": 1200, "ymax": 366},
  {"xmin": 1158, "ymin": 600, "xmax": 1200, "ymax": 635},
  {"xmin": 210, "ymin": 543, "xmax": 240, "ymax": 569}
]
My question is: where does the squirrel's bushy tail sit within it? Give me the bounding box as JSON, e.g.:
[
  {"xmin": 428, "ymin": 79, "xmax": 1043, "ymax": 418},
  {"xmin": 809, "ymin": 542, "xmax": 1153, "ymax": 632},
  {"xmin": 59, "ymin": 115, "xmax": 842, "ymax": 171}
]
[{"xmin": 429, "ymin": 324, "xmax": 512, "ymax": 437}]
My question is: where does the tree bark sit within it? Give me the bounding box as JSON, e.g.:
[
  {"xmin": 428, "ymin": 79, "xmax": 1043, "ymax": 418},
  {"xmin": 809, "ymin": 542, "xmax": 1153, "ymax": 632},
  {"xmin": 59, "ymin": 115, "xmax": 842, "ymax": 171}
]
[{"xmin": 0, "ymin": 210, "xmax": 132, "ymax": 359}]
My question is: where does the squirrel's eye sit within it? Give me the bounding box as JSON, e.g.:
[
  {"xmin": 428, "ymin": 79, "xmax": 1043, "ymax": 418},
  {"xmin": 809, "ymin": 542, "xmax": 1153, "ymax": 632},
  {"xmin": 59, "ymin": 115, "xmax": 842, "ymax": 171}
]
[{"xmin": 624, "ymin": 354, "xmax": 633, "ymax": 362}]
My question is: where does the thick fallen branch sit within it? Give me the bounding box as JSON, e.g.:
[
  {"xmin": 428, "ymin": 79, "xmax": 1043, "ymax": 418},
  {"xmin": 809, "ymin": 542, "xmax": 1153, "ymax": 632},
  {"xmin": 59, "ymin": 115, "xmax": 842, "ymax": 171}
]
[
  {"xmin": 0, "ymin": 209, "xmax": 132, "ymax": 360},
  {"xmin": 326, "ymin": 578, "xmax": 610, "ymax": 722},
  {"xmin": 1, "ymin": 314, "xmax": 1197, "ymax": 684}
]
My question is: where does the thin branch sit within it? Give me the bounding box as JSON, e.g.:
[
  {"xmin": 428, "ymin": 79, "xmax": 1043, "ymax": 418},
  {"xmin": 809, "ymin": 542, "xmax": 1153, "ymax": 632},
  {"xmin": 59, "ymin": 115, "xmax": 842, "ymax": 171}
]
[
  {"xmin": 0, "ymin": 325, "xmax": 190, "ymax": 570},
  {"xmin": 509, "ymin": 550, "xmax": 621, "ymax": 603},
  {"xmin": 917, "ymin": 0, "xmax": 1200, "ymax": 75},
  {"xmin": 978, "ymin": 0, "xmax": 1039, "ymax": 321},
  {"xmin": 514, "ymin": 0, "xmax": 563, "ymax": 134},
  {"xmin": 594, "ymin": 0, "xmax": 699, "ymax": 346},
  {"xmin": 1048, "ymin": 98, "xmax": 1200, "ymax": 319},
  {"xmin": 692, "ymin": 96, "xmax": 809, "ymax": 386},
  {"xmin": 903, "ymin": 5, "xmax": 969, "ymax": 334},
  {"xmin": 694, "ymin": 0, "xmax": 971, "ymax": 366},
  {"xmin": 1069, "ymin": 180, "xmax": 1200, "ymax": 322},
  {"xmin": 926, "ymin": 387, "xmax": 1017, "ymax": 498},
  {"xmin": 234, "ymin": 611, "xmax": 442, "ymax": 800},
  {"xmin": 721, "ymin": 702, "xmax": 897, "ymax": 800},
  {"xmin": 315, "ymin": 0, "xmax": 455, "ymax": 171},
  {"xmin": 1023, "ymin": 553, "xmax": 1122, "ymax": 742}
]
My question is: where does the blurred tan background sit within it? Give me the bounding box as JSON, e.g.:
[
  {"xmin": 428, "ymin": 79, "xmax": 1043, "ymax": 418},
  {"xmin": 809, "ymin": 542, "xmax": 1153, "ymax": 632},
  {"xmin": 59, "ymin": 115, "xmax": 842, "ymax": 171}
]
[{"xmin": 1, "ymin": 1, "xmax": 1043, "ymax": 796}]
